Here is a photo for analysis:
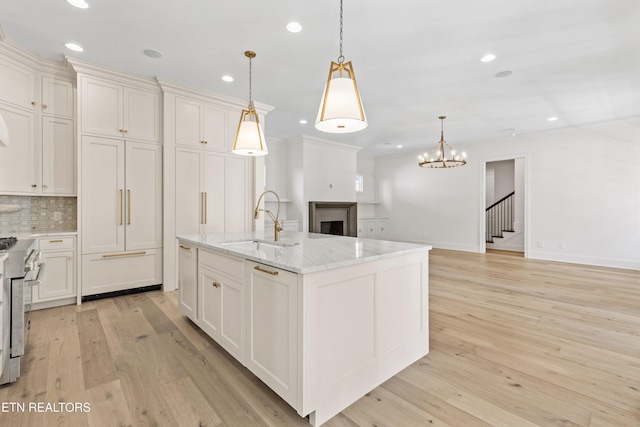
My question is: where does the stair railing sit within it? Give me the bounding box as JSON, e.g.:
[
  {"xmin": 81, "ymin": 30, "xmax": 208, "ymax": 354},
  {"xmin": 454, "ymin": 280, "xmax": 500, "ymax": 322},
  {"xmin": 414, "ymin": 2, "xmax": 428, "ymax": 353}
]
[{"xmin": 486, "ymin": 191, "xmax": 515, "ymax": 243}]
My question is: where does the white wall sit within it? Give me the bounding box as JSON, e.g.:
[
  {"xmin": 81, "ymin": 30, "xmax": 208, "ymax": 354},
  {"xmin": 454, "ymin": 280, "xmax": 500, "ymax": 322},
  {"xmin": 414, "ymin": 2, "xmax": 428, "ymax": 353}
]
[
  {"xmin": 375, "ymin": 118, "xmax": 640, "ymax": 270},
  {"xmin": 357, "ymin": 154, "xmax": 376, "ymax": 218},
  {"xmin": 489, "ymin": 159, "xmax": 515, "ymax": 205}
]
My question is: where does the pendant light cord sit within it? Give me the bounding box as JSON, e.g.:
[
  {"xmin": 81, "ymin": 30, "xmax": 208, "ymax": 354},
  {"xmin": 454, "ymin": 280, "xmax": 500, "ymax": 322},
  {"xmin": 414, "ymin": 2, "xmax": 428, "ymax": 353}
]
[
  {"xmin": 338, "ymin": 0, "xmax": 344, "ymax": 64},
  {"xmin": 248, "ymin": 54, "xmax": 253, "ymax": 108}
]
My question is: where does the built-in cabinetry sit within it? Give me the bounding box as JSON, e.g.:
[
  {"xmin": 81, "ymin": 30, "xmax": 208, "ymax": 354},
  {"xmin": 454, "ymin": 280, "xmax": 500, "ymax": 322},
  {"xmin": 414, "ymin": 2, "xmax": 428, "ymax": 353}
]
[
  {"xmin": 32, "ymin": 235, "xmax": 76, "ymax": 308},
  {"xmin": 80, "ymin": 76, "xmax": 160, "ymax": 143},
  {"xmin": 0, "ymin": 46, "xmax": 76, "ymax": 196},
  {"xmin": 244, "ymin": 260, "xmax": 298, "ymax": 408},
  {"xmin": 160, "ymin": 81, "xmax": 273, "ymax": 291},
  {"xmin": 357, "ymin": 218, "xmax": 389, "ymax": 239},
  {"xmin": 175, "ymin": 148, "xmax": 250, "ymax": 235},
  {"xmin": 69, "ymin": 58, "xmax": 163, "ymax": 298},
  {"xmin": 80, "ymin": 136, "xmax": 162, "ymax": 296},
  {"xmin": 199, "ymin": 250, "xmax": 244, "ymax": 362}
]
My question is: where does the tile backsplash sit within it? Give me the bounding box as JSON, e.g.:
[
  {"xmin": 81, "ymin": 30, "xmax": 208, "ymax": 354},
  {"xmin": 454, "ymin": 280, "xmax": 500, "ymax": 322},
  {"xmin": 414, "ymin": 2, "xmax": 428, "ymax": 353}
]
[{"xmin": 0, "ymin": 195, "xmax": 77, "ymax": 234}]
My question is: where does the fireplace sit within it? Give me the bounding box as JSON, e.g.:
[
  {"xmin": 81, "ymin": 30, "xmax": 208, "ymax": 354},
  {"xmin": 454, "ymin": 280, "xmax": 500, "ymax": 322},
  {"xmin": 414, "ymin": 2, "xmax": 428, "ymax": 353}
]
[{"xmin": 309, "ymin": 202, "xmax": 357, "ymax": 237}]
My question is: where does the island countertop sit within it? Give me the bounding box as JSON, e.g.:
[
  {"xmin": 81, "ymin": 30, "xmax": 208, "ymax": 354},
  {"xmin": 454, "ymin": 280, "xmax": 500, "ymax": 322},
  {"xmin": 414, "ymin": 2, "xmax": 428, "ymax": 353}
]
[{"xmin": 177, "ymin": 231, "xmax": 431, "ymax": 274}]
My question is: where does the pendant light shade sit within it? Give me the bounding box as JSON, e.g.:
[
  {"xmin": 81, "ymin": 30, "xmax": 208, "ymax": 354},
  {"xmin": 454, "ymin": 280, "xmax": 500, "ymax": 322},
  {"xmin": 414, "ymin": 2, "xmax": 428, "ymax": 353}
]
[
  {"xmin": 233, "ymin": 51, "xmax": 268, "ymax": 156},
  {"xmin": 418, "ymin": 116, "xmax": 467, "ymax": 168},
  {"xmin": 316, "ymin": 61, "xmax": 367, "ymax": 133},
  {"xmin": 0, "ymin": 113, "xmax": 9, "ymax": 147},
  {"xmin": 315, "ymin": 0, "xmax": 367, "ymax": 134}
]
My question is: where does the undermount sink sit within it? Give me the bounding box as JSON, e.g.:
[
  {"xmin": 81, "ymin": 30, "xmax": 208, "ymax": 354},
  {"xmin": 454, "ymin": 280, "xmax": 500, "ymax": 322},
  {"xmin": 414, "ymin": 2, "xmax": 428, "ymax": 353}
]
[{"xmin": 220, "ymin": 239, "xmax": 299, "ymax": 251}]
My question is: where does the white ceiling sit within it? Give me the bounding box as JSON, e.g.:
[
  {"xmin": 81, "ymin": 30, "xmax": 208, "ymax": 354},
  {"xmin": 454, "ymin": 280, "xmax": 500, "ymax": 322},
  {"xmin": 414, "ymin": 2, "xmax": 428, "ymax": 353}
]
[{"xmin": 1, "ymin": 0, "xmax": 638, "ymax": 156}]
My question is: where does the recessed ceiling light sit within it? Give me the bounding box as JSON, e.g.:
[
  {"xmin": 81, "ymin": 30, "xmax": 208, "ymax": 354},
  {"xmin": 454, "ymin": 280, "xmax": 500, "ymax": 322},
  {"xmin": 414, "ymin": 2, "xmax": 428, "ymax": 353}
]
[
  {"xmin": 299, "ymin": 119, "xmax": 308, "ymax": 124},
  {"xmin": 481, "ymin": 54, "xmax": 496, "ymax": 63},
  {"xmin": 66, "ymin": 0, "xmax": 89, "ymax": 9},
  {"xmin": 65, "ymin": 43, "xmax": 84, "ymax": 52},
  {"xmin": 547, "ymin": 116, "xmax": 558, "ymax": 122},
  {"xmin": 286, "ymin": 22, "xmax": 302, "ymax": 33},
  {"xmin": 143, "ymin": 49, "xmax": 164, "ymax": 59},
  {"xmin": 495, "ymin": 70, "xmax": 512, "ymax": 78},
  {"xmin": 396, "ymin": 145, "xmax": 403, "ymax": 148},
  {"xmin": 222, "ymin": 75, "xmax": 234, "ymax": 82}
]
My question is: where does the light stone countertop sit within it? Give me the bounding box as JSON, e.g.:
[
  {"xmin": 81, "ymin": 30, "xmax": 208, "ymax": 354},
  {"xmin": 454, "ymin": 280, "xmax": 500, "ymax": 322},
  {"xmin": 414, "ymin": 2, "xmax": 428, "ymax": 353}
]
[{"xmin": 178, "ymin": 231, "xmax": 431, "ymax": 274}]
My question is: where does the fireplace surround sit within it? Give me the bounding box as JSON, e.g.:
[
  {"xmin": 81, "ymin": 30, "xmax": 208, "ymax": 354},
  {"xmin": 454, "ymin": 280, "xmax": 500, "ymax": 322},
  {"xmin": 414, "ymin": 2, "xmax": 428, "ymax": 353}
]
[{"xmin": 309, "ymin": 202, "xmax": 357, "ymax": 237}]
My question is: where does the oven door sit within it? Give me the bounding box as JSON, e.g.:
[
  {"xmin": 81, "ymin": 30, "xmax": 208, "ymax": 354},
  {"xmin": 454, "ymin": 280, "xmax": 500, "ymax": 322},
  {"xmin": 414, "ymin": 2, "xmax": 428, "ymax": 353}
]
[{"xmin": 10, "ymin": 262, "xmax": 45, "ymax": 358}]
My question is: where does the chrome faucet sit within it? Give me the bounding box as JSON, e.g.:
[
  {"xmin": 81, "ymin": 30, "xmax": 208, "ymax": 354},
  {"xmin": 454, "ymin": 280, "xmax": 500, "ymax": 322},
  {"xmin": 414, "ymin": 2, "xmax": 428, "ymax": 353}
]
[{"xmin": 254, "ymin": 190, "xmax": 283, "ymax": 241}]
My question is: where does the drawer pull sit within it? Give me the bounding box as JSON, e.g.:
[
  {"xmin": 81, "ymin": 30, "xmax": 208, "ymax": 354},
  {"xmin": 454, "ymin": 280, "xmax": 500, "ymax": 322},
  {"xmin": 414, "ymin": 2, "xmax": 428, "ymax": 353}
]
[
  {"xmin": 179, "ymin": 245, "xmax": 191, "ymax": 251},
  {"xmin": 102, "ymin": 251, "xmax": 147, "ymax": 258},
  {"xmin": 49, "ymin": 239, "xmax": 63, "ymax": 243},
  {"xmin": 254, "ymin": 266, "xmax": 279, "ymax": 276},
  {"xmin": 212, "ymin": 281, "xmax": 221, "ymax": 288}
]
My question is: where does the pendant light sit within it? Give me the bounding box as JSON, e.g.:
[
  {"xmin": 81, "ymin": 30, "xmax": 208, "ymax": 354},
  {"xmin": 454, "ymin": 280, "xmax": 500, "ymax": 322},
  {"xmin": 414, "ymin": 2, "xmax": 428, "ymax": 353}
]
[
  {"xmin": 232, "ymin": 51, "xmax": 268, "ymax": 156},
  {"xmin": 0, "ymin": 113, "xmax": 9, "ymax": 147},
  {"xmin": 315, "ymin": 0, "xmax": 367, "ymax": 133},
  {"xmin": 418, "ymin": 116, "xmax": 467, "ymax": 168}
]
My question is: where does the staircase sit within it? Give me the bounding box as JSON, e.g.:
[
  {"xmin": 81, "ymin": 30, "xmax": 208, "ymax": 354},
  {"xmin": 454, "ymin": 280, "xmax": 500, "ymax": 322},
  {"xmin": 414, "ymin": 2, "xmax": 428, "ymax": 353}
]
[{"xmin": 486, "ymin": 191, "xmax": 515, "ymax": 244}]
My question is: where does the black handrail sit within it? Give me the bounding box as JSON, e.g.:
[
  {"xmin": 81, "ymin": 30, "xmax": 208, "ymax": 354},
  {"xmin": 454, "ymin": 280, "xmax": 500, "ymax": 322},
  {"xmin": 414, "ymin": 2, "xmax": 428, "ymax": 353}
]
[
  {"xmin": 486, "ymin": 191, "xmax": 515, "ymax": 243},
  {"xmin": 486, "ymin": 191, "xmax": 515, "ymax": 212}
]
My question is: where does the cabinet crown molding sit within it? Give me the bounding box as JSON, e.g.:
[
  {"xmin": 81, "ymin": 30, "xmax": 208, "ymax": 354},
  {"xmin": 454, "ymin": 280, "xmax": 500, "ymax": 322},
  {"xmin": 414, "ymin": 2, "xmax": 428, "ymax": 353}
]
[
  {"xmin": 66, "ymin": 56, "xmax": 160, "ymax": 91},
  {"xmin": 157, "ymin": 78, "xmax": 274, "ymax": 115}
]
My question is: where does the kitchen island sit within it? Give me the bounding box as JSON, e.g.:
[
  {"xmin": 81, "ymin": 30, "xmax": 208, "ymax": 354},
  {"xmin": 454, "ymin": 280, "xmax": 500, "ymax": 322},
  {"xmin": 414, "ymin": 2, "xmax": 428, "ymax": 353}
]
[{"xmin": 177, "ymin": 231, "xmax": 431, "ymax": 426}]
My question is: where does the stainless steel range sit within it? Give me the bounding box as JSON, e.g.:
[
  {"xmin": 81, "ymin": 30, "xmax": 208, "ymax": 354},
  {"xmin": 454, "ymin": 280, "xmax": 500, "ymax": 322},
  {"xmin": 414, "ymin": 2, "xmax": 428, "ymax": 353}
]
[{"xmin": 0, "ymin": 237, "xmax": 44, "ymax": 385}]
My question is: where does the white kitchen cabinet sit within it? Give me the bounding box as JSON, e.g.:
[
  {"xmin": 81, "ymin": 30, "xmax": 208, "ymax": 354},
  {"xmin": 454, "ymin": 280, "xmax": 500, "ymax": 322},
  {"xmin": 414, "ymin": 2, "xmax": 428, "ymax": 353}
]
[
  {"xmin": 0, "ymin": 104, "xmax": 36, "ymax": 194},
  {"xmin": 0, "ymin": 50, "xmax": 76, "ymax": 196},
  {"xmin": 358, "ymin": 218, "xmax": 389, "ymax": 239},
  {"xmin": 80, "ymin": 76, "xmax": 160, "ymax": 143},
  {"xmin": 80, "ymin": 135, "xmax": 162, "ymax": 296},
  {"xmin": 41, "ymin": 116, "xmax": 75, "ymax": 195},
  {"xmin": 0, "ymin": 59, "xmax": 36, "ymax": 110},
  {"xmin": 178, "ymin": 243, "xmax": 197, "ymax": 321},
  {"xmin": 32, "ymin": 236, "xmax": 75, "ymax": 305},
  {"xmin": 198, "ymin": 250, "xmax": 244, "ymax": 362},
  {"xmin": 175, "ymin": 97, "xmax": 228, "ymax": 151},
  {"xmin": 244, "ymin": 260, "xmax": 298, "ymax": 408},
  {"xmin": 41, "ymin": 76, "xmax": 74, "ymax": 118},
  {"xmin": 175, "ymin": 147, "xmax": 250, "ymax": 236}
]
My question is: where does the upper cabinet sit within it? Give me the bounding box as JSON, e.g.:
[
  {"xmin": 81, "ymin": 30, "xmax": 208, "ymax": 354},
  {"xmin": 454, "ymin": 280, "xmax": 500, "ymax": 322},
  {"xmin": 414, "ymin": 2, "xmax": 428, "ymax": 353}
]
[
  {"xmin": 80, "ymin": 76, "xmax": 160, "ymax": 143},
  {"xmin": 0, "ymin": 59, "xmax": 36, "ymax": 110},
  {"xmin": 175, "ymin": 97, "xmax": 228, "ymax": 151},
  {"xmin": 41, "ymin": 76, "xmax": 74, "ymax": 118},
  {"xmin": 0, "ymin": 45, "xmax": 76, "ymax": 196}
]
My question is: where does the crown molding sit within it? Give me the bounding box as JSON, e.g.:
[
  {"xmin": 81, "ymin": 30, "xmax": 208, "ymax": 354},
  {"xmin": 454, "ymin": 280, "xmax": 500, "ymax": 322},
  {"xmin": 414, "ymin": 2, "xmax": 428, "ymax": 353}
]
[
  {"xmin": 66, "ymin": 56, "xmax": 160, "ymax": 91},
  {"xmin": 157, "ymin": 78, "xmax": 274, "ymax": 115}
]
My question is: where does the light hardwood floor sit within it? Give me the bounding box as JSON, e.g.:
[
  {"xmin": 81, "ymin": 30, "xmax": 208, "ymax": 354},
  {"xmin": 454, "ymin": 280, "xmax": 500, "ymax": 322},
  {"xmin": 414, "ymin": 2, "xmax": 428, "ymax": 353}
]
[{"xmin": 1, "ymin": 249, "xmax": 639, "ymax": 426}]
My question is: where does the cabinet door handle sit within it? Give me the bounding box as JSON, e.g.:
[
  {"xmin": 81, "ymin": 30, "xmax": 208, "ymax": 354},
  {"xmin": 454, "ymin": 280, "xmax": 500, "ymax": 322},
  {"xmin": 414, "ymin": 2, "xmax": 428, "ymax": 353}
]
[
  {"xmin": 204, "ymin": 192, "xmax": 207, "ymax": 224},
  {"xmin": 49, "ymin": 239, "xmax": 63, "ymax": 243},
  {"xmin": 179, "ymin": 245, "xmax": 191, "ymax": 251},
  {"xmin": 31, "ymin": 101, "xmax": 36, "ymax": 106},
  {"xmin": 42, "ymin": 104, "xmax": 48, "ymax": 109},
  {"xmin": 103, "ymin": 251, "xmax": 146, "ymax": 258},
  {"xmin": 200, "ymin": 192, "xmax": 204, "ymax": 224},
  {"xmin": 254, "ymin": 266, "xmax": 279, "ymax": 276},
  {"xmin": 119, "ymin": 189, "xmax": 124, "ymax": 225},
  {"xmin": 212, "ymin": 281, "xmax": 221, "ymax": 288},
  {"xmin": 127, "ymin": 189, "xmax": 131, "ymax": 225}
]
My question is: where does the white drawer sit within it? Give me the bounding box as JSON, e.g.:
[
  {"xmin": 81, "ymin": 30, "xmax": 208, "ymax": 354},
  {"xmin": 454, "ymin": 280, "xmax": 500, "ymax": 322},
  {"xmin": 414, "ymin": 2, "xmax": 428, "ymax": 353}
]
[
  {"xmin": 39, "ymin": 237, "xmax": 75, "ymax": 251},
  {"xmin": 199, "ymin": 249, "xmax": 244, "ymax": 280},
  {"xmin": 81, "ymin": 249, "xmax": 162, "ymax": 296}
]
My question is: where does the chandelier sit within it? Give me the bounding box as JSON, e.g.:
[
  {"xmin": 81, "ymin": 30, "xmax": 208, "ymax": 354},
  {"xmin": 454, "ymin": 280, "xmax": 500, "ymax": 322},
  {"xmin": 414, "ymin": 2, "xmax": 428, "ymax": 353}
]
[{"xmin": 418, "ymin": 116, "xmax": 466, "ymax": 168}]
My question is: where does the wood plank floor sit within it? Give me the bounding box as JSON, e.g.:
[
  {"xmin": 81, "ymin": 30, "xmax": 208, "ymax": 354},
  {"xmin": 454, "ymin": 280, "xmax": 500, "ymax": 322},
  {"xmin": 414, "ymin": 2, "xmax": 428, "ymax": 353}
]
[{"xmin": 1, "ymin": 248, "xmax": 639, "ymax": 426}]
